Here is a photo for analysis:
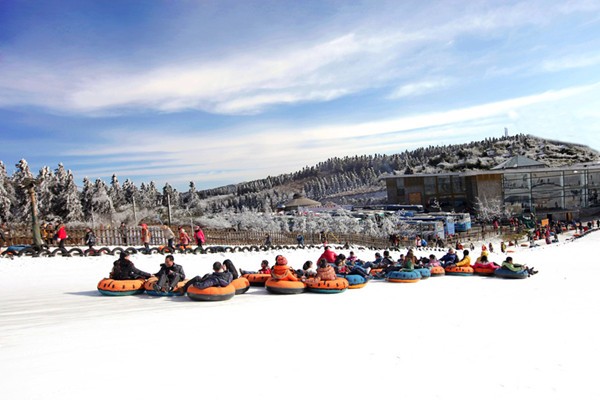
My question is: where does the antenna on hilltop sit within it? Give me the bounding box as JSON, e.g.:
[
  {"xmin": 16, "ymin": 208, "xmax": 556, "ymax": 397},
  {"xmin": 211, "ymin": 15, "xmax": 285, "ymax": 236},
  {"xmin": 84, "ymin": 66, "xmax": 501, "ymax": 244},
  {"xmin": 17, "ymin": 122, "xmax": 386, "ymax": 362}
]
[{"xmin": 504, "ymin": 127, "xmax": 508, "ymax": 137}]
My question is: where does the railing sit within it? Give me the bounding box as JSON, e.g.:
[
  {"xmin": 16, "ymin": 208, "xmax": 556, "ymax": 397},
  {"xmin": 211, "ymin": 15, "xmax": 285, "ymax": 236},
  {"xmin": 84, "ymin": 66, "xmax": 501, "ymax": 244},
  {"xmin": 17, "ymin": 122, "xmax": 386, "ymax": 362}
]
[{"xmin": 1, "ymin": 224, "xmax": 505, "ymax": 250}]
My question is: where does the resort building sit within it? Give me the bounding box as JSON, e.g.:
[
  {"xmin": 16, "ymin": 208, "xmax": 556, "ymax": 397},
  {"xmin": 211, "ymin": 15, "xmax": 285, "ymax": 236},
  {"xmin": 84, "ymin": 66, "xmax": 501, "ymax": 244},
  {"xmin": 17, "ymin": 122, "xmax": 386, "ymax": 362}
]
[{"xmin": 383, "ymin": 156, "xmax": 600, "ymax": 221}]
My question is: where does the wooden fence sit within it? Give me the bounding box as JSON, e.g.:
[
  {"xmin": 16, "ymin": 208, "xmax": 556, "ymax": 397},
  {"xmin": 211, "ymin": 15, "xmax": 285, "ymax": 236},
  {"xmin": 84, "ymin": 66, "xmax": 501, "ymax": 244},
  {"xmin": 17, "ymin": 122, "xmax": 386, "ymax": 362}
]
[{"xmin": 1, "ymin": 224, "xmax": 503, "ymax": 250}]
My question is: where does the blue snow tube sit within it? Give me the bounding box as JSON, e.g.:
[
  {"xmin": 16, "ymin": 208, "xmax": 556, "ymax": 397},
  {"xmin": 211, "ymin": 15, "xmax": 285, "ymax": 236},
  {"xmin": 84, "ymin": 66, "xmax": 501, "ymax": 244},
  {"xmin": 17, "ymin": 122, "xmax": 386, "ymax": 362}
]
[
  {"xmin": 494, "ymin": 268, "xmax": 529, "ymax": 279},
  {"xmin": 415, "ymin": 268, "xmax": 431, "ymax": 279},
  {"xmin": 338, "ymin": 274, "xmax": 368, "ymax": 288},
  {"xmin": 387, "ymin": 270, "xmax": 421, "ymax": 283}
]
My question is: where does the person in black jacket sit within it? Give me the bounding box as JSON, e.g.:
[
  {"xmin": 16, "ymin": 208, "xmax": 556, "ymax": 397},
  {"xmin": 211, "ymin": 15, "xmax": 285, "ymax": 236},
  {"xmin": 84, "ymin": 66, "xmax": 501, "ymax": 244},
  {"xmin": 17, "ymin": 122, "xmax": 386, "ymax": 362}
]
[
  {"xmin": 182, "ymin": 261, "xmax": 232, "ymax": 292},
  {"xmin": 222, "ymin": 259, "xmax": 239, "ymax": 279},
  {"xmin": 153, "ymin": 255, "xmax": 185, "ymax": 292},
  {"xmin": 109, "ymin": 252, "xmax": 152, "ymax": 280}
]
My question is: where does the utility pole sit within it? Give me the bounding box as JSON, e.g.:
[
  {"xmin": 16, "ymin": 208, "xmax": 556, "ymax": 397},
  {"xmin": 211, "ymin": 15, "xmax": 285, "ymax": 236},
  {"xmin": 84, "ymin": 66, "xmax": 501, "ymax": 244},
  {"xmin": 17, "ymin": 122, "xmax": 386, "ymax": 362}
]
[
  {"xmin": 21, "ymin": 178, "xmax": 43, "ymax": 249},
  {"xmin": 132, "ymin": 196, "xmax": 138, "ymax": 224},
  {"xmin": 167, "ymin": 194, "xmax": 172, "ymax": 226}
]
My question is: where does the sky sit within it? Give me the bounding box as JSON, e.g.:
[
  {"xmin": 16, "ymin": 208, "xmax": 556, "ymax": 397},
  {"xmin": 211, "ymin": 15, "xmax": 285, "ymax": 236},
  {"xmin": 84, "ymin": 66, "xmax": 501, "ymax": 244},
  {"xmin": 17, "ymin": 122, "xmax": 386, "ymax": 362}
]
[{"xmin": 1, "ymin": 0, "xmax": 600, "ymax": 191}]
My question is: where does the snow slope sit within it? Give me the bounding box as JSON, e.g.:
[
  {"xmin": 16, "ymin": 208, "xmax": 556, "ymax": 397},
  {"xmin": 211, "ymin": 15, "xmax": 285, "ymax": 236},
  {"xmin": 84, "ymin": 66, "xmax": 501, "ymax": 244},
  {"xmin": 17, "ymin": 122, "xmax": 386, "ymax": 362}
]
[{"xmin": 1, "ymin": 232, "xmax": 599, "ymax": 400}]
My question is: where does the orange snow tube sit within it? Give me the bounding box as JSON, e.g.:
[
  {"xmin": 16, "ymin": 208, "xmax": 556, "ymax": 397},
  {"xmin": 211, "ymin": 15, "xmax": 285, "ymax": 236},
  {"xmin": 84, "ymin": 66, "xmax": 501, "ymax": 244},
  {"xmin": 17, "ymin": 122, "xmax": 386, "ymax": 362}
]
[
  {"xmin": 306, "ymin": 277, "xmax": 349, "ymax": 293},
  {"xmin": 265, "ymin": 278, "xmax": 306, "ymax": 294},
  {"xmin": 445, "ymin": 265, "xmax": 474, "ymax": 276},
  {"xmin": 97, "ymin": 278, "xmax": 145, "ymax": 296},
  {"xmin": 430, "ymin": 266, "xmax": 445, "ymax": 276},
  {"xmin": 232, "ymin": 277, "xmax": 250, "ymax": 294},
  {"xmin": 143, "ymin": 277, "xmax": 189, "ymax": 295},
  {"xmin": 243, "ymin": 273, "xmax": 271, "ymax": 286},
  {"xmin": 187, "ymin": 284, "xmax": 236, "ymax": 301}
]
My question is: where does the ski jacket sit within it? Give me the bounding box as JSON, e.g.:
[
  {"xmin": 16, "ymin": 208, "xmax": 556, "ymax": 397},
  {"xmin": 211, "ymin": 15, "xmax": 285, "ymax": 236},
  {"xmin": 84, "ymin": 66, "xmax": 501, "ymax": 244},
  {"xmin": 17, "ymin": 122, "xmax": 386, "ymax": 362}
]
[
  {"xmin": 440, "ymin": 252, "xmax": 458, "ymax": 264},
  {"xmin": 57, "ymin": 226, "xmax": 68, "ymax": 240},
  {"xmin": 271, "ymin": 265, "xmax": 299, "ymax": 281},
  {"xmin": 192, "ymin": 271, "xmax": 233, "ymax": 289},
  {"xmin": 316, "ymin": 265, "xmax": 337, "ymax": 281},
  {"xmin": 455, "ymin": 255, "xmax": 471, "ymax": 268},
  {"xmin": 155, "ymin": 263, "xmax": 185, "ymax": 281},
  {"xmin": 317, "ymin": 248, "xmax": 338, "ymax": 264},
  {"xmin": 194, "ymin": 230, "xmax": 205, "ymax": 244},
  {"xmin": 110, "ymin": 259, "xmax": 151, "ymax": 280}
]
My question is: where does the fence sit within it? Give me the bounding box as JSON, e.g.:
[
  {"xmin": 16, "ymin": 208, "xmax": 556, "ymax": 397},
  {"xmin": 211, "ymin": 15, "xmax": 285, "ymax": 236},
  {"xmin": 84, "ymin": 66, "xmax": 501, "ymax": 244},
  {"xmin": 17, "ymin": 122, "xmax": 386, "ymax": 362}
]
[{"xmin": 1, "ymin": 224, "xmax": 502, "ymax": 250}]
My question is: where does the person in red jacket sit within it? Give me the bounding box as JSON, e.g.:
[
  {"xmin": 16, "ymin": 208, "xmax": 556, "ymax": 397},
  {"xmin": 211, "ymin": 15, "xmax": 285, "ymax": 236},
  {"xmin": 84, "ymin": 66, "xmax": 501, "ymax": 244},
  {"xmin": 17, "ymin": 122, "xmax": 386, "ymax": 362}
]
[
  {"xmin": 56, "ymin": 222, "xmax": 68, "ymax": 249},
  {"xmin": 193, "ymin": 225, "xmax": 205, "ymax": 251},
  {"xmin": 317, "ymin": 246, "xmax": 337, "ymax": 265},
  {"xmin": 178, "ymin": 226, "xmax": 191, "ymax": 248}
]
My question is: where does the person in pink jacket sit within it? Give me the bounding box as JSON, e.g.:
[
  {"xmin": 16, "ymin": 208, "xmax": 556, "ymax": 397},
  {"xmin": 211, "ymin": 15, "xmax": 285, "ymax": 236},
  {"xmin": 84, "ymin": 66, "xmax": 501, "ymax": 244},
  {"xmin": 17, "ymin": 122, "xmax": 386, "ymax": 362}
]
[
  {"xmin": 178, "ymin": 226, "xmax": 191, "ymax": 248},
  {"xmin": 193, "ymin": 225, "xmax": 205, "ymax": 251}
]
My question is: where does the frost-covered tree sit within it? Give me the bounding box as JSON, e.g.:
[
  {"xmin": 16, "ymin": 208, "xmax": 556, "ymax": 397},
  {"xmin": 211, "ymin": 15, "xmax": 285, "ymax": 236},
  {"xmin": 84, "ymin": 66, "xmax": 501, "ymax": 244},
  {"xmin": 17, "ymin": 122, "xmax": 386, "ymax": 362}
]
[
  {"xmin": 0, "ymin": 161, "xmax": 12, "ymax": 221},
  {"xmin": 11, "ymin": 159, "xmax": 35, "ymax": 221},
  {"xmin": 80, "ymin": 178, "xmax": 94, "ymax": 220},
  {"xmin": 36, "ymin": 166, "xmax": 55, "ymax": 219},
  {"xmin": 185, "ymin": 181, "xmax": 200, "ymax": 210},
  {"xmin": 89, "ymin": 179, "xmax": 115, "ymax": 223},
  {"xmin": 108, "ymin": 174, "xmax": 126, "ymax": 210},
  {"xmin": 61, "ymin": 171, "xmax": 84, "ymax": 222},
  {"xmin": 162, "ymin": 183, "xmax": 179, "ymax": 208}
]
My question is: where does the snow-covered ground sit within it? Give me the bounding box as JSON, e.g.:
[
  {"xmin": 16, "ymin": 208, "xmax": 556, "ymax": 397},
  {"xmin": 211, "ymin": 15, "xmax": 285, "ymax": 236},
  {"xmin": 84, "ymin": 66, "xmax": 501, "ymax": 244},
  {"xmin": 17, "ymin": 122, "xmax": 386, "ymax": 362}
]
[{"xmin": 1, "ymin": 231, "xmax": 599, "ymax": 400}]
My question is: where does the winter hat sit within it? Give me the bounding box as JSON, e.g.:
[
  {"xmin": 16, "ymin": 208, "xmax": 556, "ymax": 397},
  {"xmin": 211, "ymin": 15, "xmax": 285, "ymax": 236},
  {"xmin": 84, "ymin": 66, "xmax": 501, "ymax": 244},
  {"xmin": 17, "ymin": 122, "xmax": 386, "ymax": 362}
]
[
  {"xmin": 275, "ymin": 255, "xmax": 287, "ymax": 266},
  {"xmin": 481, "ymin": 250, "xmax": 489, "ymax": 257}
]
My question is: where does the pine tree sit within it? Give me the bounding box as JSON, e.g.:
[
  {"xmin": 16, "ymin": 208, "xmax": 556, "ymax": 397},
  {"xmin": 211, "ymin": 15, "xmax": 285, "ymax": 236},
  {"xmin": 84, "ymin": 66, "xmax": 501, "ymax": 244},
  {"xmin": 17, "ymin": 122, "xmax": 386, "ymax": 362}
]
[
  {"xmin": 80, "ymin": 178, "xmax": 94, "ymax": 220},
  {"xmin": 11, "ymin": 159, "xmax": 35, "ymax": 221},
  {"xmin": 90, "ymin": 179, "xmax": 115, "ymax": 222},
  {"xmin": 108, "ymin": 174, "xmax": 125, "ymax": 210},
  {"xmin": 0, "ymin": 162, "xmax": 12, "ymax": 222},
  {"xmin": 62, "ymin": 171, "xmax": 84, "ymax": 222},
  {"xmin": 36, "ymin": 166, "xmax": 55, "ymax": 220}
]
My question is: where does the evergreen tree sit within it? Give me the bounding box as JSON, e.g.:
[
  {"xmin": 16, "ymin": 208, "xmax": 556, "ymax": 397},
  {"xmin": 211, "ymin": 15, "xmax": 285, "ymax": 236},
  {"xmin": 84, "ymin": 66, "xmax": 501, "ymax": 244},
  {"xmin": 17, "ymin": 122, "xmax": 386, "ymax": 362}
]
[
  {"xmin": 90, "ymin": 179, "xmax": 115, "ymax": 222},
  {"xmin": 11, "ymin": 159, "xmax": 35, "ymax": 221},
  {"xmin": 80, "ymin": 178, "xmax": 94, "ymax": 220},
  {"xmin": 0, "ymin": 162, "xmax": 12, "ymax": 222},
  {"xmin": 36, "ymin": 166, "xmax": 55, "ymax": 220},
  {"xmin": 108, "ymin": 174, "xmax": 125, "ymax": 210},
  {"xmin": 61, "ymin": 171, "xmax": 84, "ymax": 222}
]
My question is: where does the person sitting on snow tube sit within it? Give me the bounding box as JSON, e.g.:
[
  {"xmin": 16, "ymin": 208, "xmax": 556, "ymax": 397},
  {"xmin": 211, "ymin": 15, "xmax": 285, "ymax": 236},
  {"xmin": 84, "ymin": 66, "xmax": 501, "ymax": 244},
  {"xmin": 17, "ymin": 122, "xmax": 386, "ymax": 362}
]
[
  {"xmin": 270, "ymin": 255, "xmax": 300, "ymax": 281},
  {"xmin": 110, "ymin": 252, "xmax": 152, "ymax": 280},
  {"xmin": 305, "ymin": 259, "xmax": 337, "ymax": 284},
  {"xmin": 424, "ymin": 254, "xmax": 441, "ymax": 268},
  {"xmin": 182, "ymin": 261, "xmax": 233, "ymax": 292},
  {"xmin": 153, "ymin": 255, "xmax": 185, "ymax": 293},
  {"xmin": 439, "ymin": 248, "xmax": 459, "ymax": 267},
  {"xmin": 333, "ymin": 258, "xmax": 369, "ymax": 279},
  {"xmin": 295, "ymin": 260, "xmax": 317, "ymax": 279},
  {"xmin": 500, "ymin": 257, "xmax": 538, "ymax": 276},
  {"xmin": 240, "ymin": 259, "xmax": 271, "ymax": 276},
  {"xmin": 401, "ymin": 249, "xmax": 418, "ymax": 271},
  {"xmin": 446, "ymin": 250, "xmax": 471, "ymax": 269},
  {"xmin": 317, "ymin": 246, "xmax": 338, "ymax": 265},
  {"xmin": 223, "ymin": 259, "xmax": 240, "ymax": 279}
]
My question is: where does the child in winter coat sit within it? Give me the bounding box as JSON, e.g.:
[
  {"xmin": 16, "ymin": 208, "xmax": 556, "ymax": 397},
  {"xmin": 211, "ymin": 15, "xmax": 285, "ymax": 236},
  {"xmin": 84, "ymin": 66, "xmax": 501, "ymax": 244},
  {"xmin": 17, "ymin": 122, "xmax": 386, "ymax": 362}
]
[
  {"xmin": 84, "ymin": 227, "xmax": 96, "ymax": 249},
  {"xmin": 270, "ymin": 255, "xmax": 299, "ymax": 281}
]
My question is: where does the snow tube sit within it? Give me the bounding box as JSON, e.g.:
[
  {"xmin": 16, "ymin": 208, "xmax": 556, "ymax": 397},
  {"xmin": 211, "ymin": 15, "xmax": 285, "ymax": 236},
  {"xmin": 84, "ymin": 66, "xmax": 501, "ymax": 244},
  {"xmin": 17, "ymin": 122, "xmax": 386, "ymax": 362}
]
[
  {"xmin": 243, "ymin": 273, "xmax": 271, "ymax": 286},
  {"xmin": 143, "ymin": 277, "xmax": 189, "ymax": 296},
  {"xmin": 387, "ymin": 270, "xmax": 421, "ymax": 283},
  {"xmin": 306, "ymin": 277, "xmax": 349, "ymax": 293},
  {"xmin": 187, "ymin": 284, "xmax": 236, "ymax": 301},
  {"xmin": 415, "ymin": 267, "xmax": 431, "ymax": 279},
  {"xmin": 445, "ymin": 265, "xmax": 474, "ymax": 276},
  {"xmin": 97, "ymin": 278, "xmax": 146, "ymax": 296},
  {"xmin": 341, "ymin": 274, "xmax": 368, "ymax": 289},
  {"xmin": 473, "ymin": 263, "xmax": 498, "ymax": 276},
  {"xmin": 232, "ymin": 277, "xmax": 250, "ymax": 294},
  {"xmin": 265, "ymin": 278, "xmax": 306, "ymax": 294},
  {"xmin": 494, "ymin": 268, "xmax": 528, "ymax": 279},
  {"xmin": 369, "ymin": 268, "xmax": 383, "ymax": 276},
  {"xmin": 430, "ymin": 266, "xmax": 445, "ymax": 276}
]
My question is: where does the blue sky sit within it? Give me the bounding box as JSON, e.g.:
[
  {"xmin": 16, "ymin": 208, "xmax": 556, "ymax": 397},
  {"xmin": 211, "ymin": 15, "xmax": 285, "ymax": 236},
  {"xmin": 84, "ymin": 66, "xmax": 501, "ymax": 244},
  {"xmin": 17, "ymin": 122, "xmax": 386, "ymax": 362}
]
[{"xmin": 1, "ymin": 0, "xmax": 600, "ymax": 190}]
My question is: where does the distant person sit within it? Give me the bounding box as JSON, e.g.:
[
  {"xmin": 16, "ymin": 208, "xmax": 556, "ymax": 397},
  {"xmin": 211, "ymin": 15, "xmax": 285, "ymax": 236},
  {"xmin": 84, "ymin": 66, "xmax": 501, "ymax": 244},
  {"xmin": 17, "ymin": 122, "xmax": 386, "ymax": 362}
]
[
  {"xmin": 56, "ymin": 222, "xmax": 68, "ymax": 249},
  {"xmin": 161, "ymin": 224, "xmax": 175, "ymax": 250},
  {"xmin": 119, "ymin": 222, "xmax": 128, "ymax": 246},
  {"xmin": 84, "ymin": 227, "xmax": 96, "ymax": 250},
  {"xmin": 500, "ymin": 256, "xmax": 538, "ymax": 277},
  {"xmin": 140, "ymin": 223, "xmax": 151, "ymax": 252},
  {"xmin": 178, "ymin": 226, "xmax": 191, "ymax": 248},
  {"xmin": 193, "ymin": 225, "xmax": 206, "ymax": 251},
  {"xmin": 296, "ymin": 234, "xmax": 304, "ymax": 246}
]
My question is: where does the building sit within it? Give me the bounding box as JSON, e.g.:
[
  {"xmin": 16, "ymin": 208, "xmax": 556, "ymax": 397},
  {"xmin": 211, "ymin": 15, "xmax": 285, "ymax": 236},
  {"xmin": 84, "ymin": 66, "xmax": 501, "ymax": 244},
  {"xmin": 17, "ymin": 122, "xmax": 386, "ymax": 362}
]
[{"xmin": 383, "ymin": 156, "xmax": 600, "ymax": 221}]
